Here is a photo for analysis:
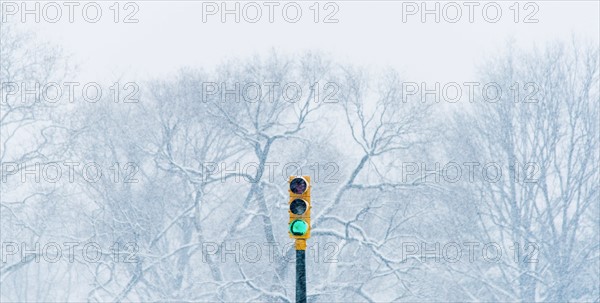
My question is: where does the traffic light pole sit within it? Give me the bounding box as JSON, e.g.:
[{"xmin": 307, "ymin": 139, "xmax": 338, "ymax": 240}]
[{"xmin": 296, "ymin": 240, "xmax": 307, "ymax": 303}]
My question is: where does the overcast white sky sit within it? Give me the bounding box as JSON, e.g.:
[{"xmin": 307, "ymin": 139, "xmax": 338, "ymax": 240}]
[{"xmin": 11, "ymin": 1, "xmax": 600, "ymax": 84}]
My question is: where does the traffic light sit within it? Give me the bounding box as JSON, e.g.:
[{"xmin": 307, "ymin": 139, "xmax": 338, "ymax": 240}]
[{"xmin": 289, "ymin": 176, "xmax": 311, "ymax": 240}]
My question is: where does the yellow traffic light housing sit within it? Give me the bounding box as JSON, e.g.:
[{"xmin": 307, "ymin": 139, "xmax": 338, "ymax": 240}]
[{"xmin": 289, "ymin": 176, "xmax": 311, "ymax": 241}]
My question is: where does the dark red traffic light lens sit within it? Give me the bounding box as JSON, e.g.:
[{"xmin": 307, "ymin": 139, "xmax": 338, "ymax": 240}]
[{"xmin": 290, "ymin": 177, "xmax": 307, "ymax": 194}]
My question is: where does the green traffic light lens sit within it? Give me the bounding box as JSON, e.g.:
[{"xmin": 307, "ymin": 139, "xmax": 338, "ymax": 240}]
[{"xmin": 290, "ymin": 220, "xmax": 309, "ymax": 236}]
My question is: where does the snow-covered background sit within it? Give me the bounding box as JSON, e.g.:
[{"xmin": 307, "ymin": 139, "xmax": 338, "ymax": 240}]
[{"xmin": 1, "ymin": 1, "xmax": 599, "ymax": 302}]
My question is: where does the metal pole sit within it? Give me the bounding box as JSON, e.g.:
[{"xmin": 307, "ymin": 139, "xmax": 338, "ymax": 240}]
[{"xmin": 296, "ymin": 249, "xmax": 306, "ymax": 303}]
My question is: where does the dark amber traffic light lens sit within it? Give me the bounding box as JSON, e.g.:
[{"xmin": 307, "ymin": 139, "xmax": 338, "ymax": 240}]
[
  {"xmin": 290, "ymin": 177, "xmax": 307, "ymax": 194},
  {"xmin": 290, "ymin": 199, "xmax": 308, "ymax": 215}
]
